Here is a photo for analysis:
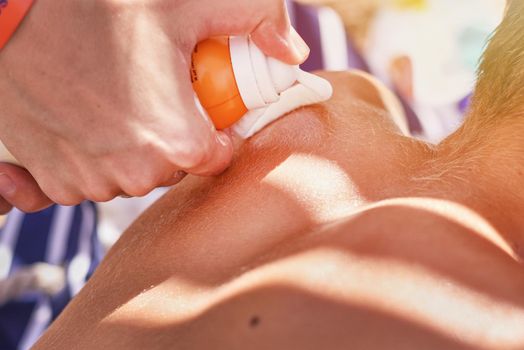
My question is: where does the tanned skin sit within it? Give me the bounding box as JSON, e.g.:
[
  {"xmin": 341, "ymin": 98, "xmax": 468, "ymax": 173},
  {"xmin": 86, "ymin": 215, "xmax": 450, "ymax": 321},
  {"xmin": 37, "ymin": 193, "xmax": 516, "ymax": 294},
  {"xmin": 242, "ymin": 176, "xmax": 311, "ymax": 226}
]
[
  {"xmin": 29, "ymin": 5, "xmax": 524, "ymax": 345},
  {"xmin": 30, "ymin": 66, "xmax": 524, "ymax": 350}
]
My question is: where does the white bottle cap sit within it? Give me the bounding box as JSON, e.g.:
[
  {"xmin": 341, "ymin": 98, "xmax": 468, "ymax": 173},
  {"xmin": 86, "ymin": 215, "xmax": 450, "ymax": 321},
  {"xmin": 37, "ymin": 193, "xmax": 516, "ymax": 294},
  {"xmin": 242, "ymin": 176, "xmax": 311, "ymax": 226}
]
[
  {"xmin": 229, "ymin": 36, "xmax": 299, "ymax": 110},
  {"xmin": 233, "ymin": 70, "xmax": 334, "ymax": 138},
  {"xmin": 248, "ymin": 39, "xmax": 279, "ymax": 104},
  {"xmin": 229, "ymin": 36, "xmax": 266, "ymax": 109},
  {"xmin": 267, "ymin": 57, "xmax": 298, "ymax": 93},
  {"xmin": 229, "ymin": 35, "xmax": 334, "ymax": 138}
]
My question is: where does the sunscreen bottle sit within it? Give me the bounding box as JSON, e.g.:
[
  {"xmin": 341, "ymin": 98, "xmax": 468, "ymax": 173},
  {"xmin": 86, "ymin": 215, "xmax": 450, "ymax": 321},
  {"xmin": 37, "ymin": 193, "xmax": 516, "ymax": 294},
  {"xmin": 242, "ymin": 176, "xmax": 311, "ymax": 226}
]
[{"xmin": 191, "ymin": 36, "xmax": 333, "ymax": 137}]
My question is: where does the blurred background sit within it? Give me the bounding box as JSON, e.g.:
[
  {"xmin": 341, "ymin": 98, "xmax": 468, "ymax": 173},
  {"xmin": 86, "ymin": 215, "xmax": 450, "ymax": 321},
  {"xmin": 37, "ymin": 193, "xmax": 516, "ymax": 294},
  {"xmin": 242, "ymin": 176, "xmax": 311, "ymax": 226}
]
[{"xmin": 301, "ymin": 0, "xmax": 505, "ymax": 141}]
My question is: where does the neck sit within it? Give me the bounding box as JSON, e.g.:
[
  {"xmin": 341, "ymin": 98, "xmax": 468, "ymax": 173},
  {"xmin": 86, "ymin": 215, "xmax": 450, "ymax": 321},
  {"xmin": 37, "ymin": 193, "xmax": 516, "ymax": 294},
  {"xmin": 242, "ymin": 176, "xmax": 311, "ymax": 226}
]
[
  {"xmin": 442, "ymin": 116, "xmax": 524, "ymax": 188},
  {"xmin": 411, "ymin": 117, "xmax": 524, "ymax": 256}
]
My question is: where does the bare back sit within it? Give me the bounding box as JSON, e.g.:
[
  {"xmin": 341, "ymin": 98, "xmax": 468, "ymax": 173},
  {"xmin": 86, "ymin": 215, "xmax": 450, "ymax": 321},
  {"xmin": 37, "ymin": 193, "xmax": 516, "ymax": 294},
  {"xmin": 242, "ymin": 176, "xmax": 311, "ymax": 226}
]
[{"xmin": 35, "ymin": 72, "xmax": 524, "ymax": 350}]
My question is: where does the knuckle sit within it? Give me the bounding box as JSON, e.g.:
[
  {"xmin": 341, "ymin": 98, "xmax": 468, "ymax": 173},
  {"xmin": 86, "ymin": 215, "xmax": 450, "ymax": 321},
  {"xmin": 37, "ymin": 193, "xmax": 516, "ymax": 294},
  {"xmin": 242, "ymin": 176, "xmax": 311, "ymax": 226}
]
[
  {"xmin": 48, "ymin": 192, "xmax": 82, "ymax": 207},
  {"xmin": 172, "ymin": 137, "xmax": 213, "ymax": 170},
  {"xmin": 83, "ymin": 186, "xmax": 117, "ymax": 203},
  {"xmin": 119, "ymin": 172, "xmax": 158, "ymax": 198},
  {"xmin": 40, "ymin": 182, "xmax": 82, "ymax": 206},
  {"xmin": 17, "ymin": 197, "xmax": 46, "ymax": 213},
  {"xmin": 121, "ymin": 184, "xmax": 148, "ymax": 198}
]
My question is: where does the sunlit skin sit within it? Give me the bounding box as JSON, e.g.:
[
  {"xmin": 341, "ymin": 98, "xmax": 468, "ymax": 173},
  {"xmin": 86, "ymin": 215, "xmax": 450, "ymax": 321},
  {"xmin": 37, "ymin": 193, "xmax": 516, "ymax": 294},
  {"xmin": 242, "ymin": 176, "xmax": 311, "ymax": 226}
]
[{"xmin": 32, "ymin": 68, "xmax": 524, "ymax": 349}]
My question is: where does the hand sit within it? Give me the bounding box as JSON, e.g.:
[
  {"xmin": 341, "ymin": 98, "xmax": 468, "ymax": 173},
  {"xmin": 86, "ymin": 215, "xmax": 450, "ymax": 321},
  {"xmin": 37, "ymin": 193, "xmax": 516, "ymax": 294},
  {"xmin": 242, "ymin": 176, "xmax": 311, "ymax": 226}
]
[
  {"xmin": 0, "ymin": 163, "xmax": 52, "ymax": 214},
  {"xmin": 0, "ymin": 0, "xmax": 309, "ymax": 206}
]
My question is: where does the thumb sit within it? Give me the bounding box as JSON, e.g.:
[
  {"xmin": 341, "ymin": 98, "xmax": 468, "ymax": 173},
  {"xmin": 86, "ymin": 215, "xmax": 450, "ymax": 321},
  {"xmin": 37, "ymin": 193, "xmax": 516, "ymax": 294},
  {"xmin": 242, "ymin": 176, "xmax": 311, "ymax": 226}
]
[
  {"xmin": 200, "ymin": 0, "xmax": 310, "ymax": 65},
  {"xmin": 251, "ymin": 24, "xmax": 310, "ymax": 66},
  {"xmin": 249, "ymin": 1, "xmax": 310, "ymax": 66}
]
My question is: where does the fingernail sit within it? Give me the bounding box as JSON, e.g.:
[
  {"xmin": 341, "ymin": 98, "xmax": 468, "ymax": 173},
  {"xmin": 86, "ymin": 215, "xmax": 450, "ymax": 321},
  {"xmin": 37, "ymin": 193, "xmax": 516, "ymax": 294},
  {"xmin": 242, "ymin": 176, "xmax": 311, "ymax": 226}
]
[
  {"xmin": 289, "ymin": 27, "xmax": 310, "ymax": 63},
  {"xmin": 217, "ymin": 132, "xmax": 231, "ymax": 147},
  {"xmin": 0, "ymin": 173, "xmax": 15, "ymax": 197}
]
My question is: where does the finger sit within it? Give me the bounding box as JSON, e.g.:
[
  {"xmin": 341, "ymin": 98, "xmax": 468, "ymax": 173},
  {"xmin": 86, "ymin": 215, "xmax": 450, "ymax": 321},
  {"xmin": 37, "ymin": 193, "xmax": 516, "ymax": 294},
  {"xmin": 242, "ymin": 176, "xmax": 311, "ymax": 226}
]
[
  {"xmin": 0, "ymin": 163, "xmax": 53, "ymax": 213},
  {"xmin": 0, "ymin": 197, "xmax": 13, "ymax": 215},
  {"xmin": 112, "ymin": 140, "xmax": 189, "ymax": 197},
  {"xmin": 200, "ymin": 1, "xmax": 309, "ymax": 65},
  {"xmin": 157, "ymin": 79, "xmax": 234, "ymax": 178},
  {"xmin": 251, "ymin": 24, "xmax": 310, "ymax": 65},
  {"xmin": 184, "ymin": 130, "xmax": 234, "ymax": 177}
]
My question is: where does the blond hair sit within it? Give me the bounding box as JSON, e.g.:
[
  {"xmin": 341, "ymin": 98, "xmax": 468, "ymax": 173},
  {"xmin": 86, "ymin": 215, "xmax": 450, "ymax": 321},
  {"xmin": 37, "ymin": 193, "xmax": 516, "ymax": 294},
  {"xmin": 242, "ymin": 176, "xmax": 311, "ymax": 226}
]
[{"xmin": 470, "ymin": 0, "xmax": 524, "ymax": 122}]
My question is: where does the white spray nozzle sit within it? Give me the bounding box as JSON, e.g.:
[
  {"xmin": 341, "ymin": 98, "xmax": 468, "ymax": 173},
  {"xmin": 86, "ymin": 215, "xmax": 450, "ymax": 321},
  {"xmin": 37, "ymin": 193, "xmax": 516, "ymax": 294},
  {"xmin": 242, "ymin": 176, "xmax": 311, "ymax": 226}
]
[
  {"xmin": 229, "ymin": 36, "xmax": 333, "ymax": 138},
  {"xmin": 233, "ymin": 69, "xmax": 333, "ymax": 138},
  {"xmin": 297, "ymin": 69, "xmax": 334, "ymax": 101}
]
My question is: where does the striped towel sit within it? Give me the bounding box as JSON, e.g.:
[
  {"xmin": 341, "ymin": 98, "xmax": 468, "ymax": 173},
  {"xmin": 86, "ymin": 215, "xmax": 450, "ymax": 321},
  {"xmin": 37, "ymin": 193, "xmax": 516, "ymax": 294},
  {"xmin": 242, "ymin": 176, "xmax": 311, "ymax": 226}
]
[{"xmin": 0, "ymin": 203, "xmax": 101, "ymax": 349}]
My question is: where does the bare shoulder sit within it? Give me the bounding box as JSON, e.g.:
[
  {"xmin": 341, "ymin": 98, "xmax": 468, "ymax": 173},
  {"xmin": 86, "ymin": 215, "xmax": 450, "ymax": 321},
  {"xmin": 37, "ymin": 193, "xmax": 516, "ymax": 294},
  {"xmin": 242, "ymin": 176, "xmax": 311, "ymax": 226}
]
[
  {"xmin": 167, "ymin": 199, "xmax": 524, "ymax": 350},
  {"xmin": 317, "ymin": 70, "xmax": 409, "ymax": 135},
  {"xmin": 198, "ymin": 199, "xmax": 524, "ymax": 349},
  {"xmin": 46, "ymin": 199, "xmax": 524, "ymax": 350}
]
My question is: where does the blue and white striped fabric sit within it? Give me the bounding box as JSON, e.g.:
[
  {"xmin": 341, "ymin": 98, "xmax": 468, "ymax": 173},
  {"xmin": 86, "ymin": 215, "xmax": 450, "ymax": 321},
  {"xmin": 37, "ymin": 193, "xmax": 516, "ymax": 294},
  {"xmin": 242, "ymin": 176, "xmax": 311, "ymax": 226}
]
[{"xmin": 0, "ymin": 203, "xmax": 101, "ymax": 350}]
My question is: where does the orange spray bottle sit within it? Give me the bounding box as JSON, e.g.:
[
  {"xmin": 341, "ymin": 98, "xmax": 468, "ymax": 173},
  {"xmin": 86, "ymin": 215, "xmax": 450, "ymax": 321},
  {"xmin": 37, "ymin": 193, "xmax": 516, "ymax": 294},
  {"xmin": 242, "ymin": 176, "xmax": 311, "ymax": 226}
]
[{"xmin": 191, "ymin": 36, "xmax": 333, "ymax": 138}]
